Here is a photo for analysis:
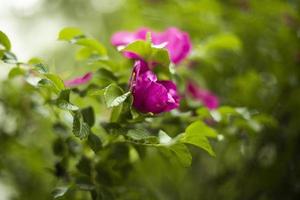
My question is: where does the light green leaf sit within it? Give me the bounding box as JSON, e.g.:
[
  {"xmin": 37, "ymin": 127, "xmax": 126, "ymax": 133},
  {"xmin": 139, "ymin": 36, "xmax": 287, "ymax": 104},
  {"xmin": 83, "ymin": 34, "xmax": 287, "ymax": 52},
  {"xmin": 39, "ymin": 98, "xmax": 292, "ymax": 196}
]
[
  {"xmin": 8, "ymin": 67, "xmax": 25, "ymax": 79},
  {"xmin": 158, "ymin": 130, "xmax": 172, "ymax": 145},
  {"xmin": 104, "ymin": 84, "xmax": 130, "ymax": 108},
  {"xmin": 122, "ymin": 40, "xmax": 170, "ymax": 66},
  {"xmin": 44, "ymin": 73, "xmax": 65, "ymax": 92},
  {"xmin": 180, "ymin": 121, "xmax": 217, "ymax": 156},
  {"xmin": 122, "ymin": 40, "xmax": 151, "ymax": 58},
  {"xmin": 58, "ymin": 27, "xmax": 84, "ymax": 41},
  {"xmin": 0, "ymin": 31, "xmax": 11, "ymax": 50},
  {"xmin": 150, "ymin": 47, "xmax": 170, "ymax": 67},
  {"xmin": 76, "ymin": 38, "xmax": 107, "ymax": 56}
]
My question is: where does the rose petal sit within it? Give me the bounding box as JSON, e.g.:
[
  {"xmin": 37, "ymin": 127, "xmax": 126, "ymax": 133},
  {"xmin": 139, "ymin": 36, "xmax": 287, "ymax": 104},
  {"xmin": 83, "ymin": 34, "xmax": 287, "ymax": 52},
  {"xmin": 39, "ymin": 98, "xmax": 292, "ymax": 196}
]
[
  {"xmin": 187, "ymin": 82, "xmax": 219, "ymax": 110},
  {"xmin": 64, "ymin": 72, "xmax": 93, "ymax": 87},
  {"xmin": 111, "ymin": 27, "xmax": 191, "ymax": 64}
]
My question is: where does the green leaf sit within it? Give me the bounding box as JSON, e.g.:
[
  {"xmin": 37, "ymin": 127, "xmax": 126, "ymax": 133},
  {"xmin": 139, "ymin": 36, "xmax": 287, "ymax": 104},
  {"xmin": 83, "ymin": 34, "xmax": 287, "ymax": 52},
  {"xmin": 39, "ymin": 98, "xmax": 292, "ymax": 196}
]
[
  {"xmin": 110, "ymin": 105, "xmax": 123, "ymax": 122},
  {"xmin": 0, "ymin": 31, "xmax": 11, "ymax": 50},
  {"xmin": 122, "ymin": 40, "xmax": 170, "ymax": 66},
  {"xmin": 96, "ymin": 68, "xmax": 117, "ymax": 81},
  {"xmin": 149, "ymin": 47, "xmax": 170, "ymax": 67},
  {"xmin": 8, "ymin": 67, "xmax": 25, "ymax": 79},
  {"xmin": 44, "ymin": 73, "xmax": 65, "ymax": 92},
  {"xmin": 34, "ymin": 63, "xmax": 49, "ymax": 73},
  {"xmin": 122, "ymin": 40, "xmax": 151, "ymax": 58},
  {"xmin": 2, "ymin": 51, "xmax": 17, "ymax": 64},
  {"xmin": 76, "ymin": 38, "xmax": 107, "ymax": 56},
  {"xmin": 73, "ymin": 112, "xmax": 90, "ymax": 139},
  {"xmin": 58, "ymin": 89, "xmax": 70, "ymax": 102},
  {"xmin": 158, "ymin": 130, "xmax": 172, "ymax": 144},
  {"xmin": 126, "ymin": 128, "xmax": 159, "ymax": 144},
  {"xmin": 58, "ymin": 27, "xmax": 84, "ymax": 41},
  {"xmin": 81, "ymin": 106, "xmax": 95, "ymax": 127},
  {"xmin": 180, "ymin": 121, "xmax": 217, "ymax": 156},
  {"xmin": 104, "ymin": 84, "xmax": 130, "ymax": 108},
  {"xmin": 88, "ymin": 133, "xmax": 102, "ymax": 153},
  {"xmin": 57, "ymin": 100, "xmax": 79, "ymax": 111},
  {"xmin": 38, "ymin": 78, "xmax": 58, "ymax": 93},
  {"xmin": 167, "ymin": 143, "xmax": 192, "ymax": 167},
  {"xmin": 52, "ymin": 186, "xmax": 69, "ymax": 199}
]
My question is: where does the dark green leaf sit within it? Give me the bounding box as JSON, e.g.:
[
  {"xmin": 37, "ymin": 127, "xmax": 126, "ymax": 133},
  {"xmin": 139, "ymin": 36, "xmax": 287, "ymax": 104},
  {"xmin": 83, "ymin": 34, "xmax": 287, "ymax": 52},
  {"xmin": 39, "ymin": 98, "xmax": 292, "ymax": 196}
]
[
  {"xmin": 88, "ymin": 133, "xmax": 102, "ymax": 153},
  {"xmin": 73, "ymin": 112, "xmax": 90, "ymax": 139},
  {"xmin": 2, "ymin": 51, "xmax": 17, "ymax": 64},
  {"xmin": 58, "ymin": 89, "xmax": 71, "ymax": 102},
  {"xmin": 81, "ymin": 106, "xmax": 95, "ymax": 127}
]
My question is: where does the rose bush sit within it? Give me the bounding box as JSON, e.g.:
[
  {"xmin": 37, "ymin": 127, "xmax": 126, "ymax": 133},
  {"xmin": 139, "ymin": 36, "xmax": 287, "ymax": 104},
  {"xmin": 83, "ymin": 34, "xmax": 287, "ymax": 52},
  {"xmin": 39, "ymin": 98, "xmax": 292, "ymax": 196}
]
[{"xmin": 0, "ymin": 23, "xmax": 277, "ymax": 200}]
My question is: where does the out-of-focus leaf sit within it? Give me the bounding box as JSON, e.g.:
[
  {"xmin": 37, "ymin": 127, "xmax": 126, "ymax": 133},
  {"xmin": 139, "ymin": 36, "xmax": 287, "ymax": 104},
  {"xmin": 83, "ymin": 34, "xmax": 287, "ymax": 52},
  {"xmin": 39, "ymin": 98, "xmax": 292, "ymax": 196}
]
[
  {"xmin": 0, "ymin": 31, "xmax": 11, "ymax": 50},
  {"xmin": 81, "ymin": 106, "xmax": 95, "ymax": 127},
  {"xmin": 8, "ymin": 67, "xmax": 25, "ymax": 79},
  {"xmin": 58, "ymin": 27, "xmax": 84, "ymax": 41},
  {"xmin": 122, "ymin": 40, "xmax": 151, "ymax": 58},
  {"xmin": 44, "ymin": 73, "xmax": 65, "ymax": 92},
  {"xmin": 88, "ymin": 133, "xmax": 102, "ymax": 153},
  {"xmin": 52, "ymin": 186, "xmax": 69, "ymax": 199},
  {"xmin": 158, "ymin": 130, "xmax": 172, "ymax": 144},
  {"xmin": 204, "ymin": 33, "xmax": 242, "ymax": 52},
  {"xmin": 2, "ymin": 51, "xmax": 17, "ymax": 64},
  {"xmin": 126, "ymin": 128, "xmax": 159, "ymax": 144},
  {"xmin": 168, "ymin": 143, "xmax": 192, "ymax": 167},
  {"xmin": 57, "ymin": 100, "xmax": 79, "ymax": 111},
  {"xmin": 76, "ymin": 38, "xmax": 107, "ymax": 56}
]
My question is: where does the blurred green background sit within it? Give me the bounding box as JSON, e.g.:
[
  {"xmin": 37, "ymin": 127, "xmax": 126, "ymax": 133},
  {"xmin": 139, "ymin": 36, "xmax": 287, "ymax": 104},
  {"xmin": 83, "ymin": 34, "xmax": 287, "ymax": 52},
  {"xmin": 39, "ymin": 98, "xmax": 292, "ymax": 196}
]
[{"xmin": 1, "ymin": 0, "xmax": 300, "ymax": 199}]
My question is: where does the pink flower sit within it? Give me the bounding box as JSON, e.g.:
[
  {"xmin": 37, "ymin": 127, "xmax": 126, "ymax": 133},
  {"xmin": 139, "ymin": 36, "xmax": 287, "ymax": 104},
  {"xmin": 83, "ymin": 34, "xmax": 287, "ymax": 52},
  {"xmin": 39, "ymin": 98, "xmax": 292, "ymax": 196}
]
[
  {"xmin": 64, "ymin": 72, "xmax": 93, "ymax": 87},
  {"xmin": 130, "ymin": 60, "xmax": 180, "ymax": 113},
  {"xmin": 187, "ymin": 81, "xmax": 219, "ymax": 110},
  {"xmin": 111, "ymin": 27, "xmax": 191, "ymax": 64}
]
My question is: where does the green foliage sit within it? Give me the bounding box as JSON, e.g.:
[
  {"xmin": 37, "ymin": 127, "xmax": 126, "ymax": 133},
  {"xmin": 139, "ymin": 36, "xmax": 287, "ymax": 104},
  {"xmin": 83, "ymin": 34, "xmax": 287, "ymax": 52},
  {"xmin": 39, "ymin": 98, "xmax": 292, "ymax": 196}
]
[
  {"xmin": 123, "ymin": 40, "xmax": 170, "ymax": 67},
  {"xmin": 1, "ymin": 0, "xmax": 298, "ymax": 199}
]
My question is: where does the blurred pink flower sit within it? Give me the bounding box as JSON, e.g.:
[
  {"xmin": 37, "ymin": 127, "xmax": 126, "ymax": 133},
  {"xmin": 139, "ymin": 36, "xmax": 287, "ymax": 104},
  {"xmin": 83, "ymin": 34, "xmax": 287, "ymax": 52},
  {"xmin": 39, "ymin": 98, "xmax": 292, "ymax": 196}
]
[
  {"xmin": 187, "ymin": 81, "xmax": 219, "ymax": 110},
  {"xmin": 64, "ymin": 72, "xmax": 93, "ymax": 87},
  {"xmin": 111, "ymin": 27, "xmax": 191, "ymax": 64}
]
